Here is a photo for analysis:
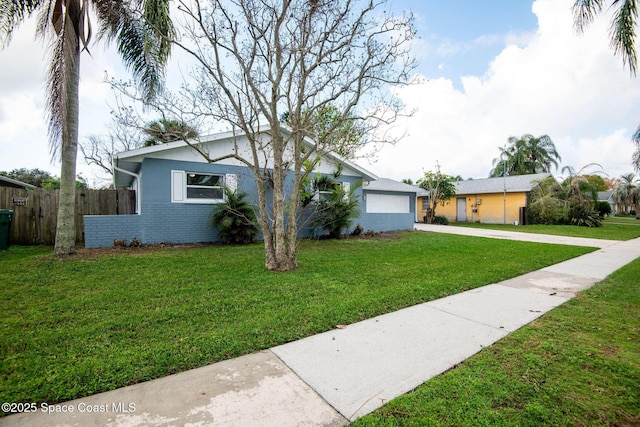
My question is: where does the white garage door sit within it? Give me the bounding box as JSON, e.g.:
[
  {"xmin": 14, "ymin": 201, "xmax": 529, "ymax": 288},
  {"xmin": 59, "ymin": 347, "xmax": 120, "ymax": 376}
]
[{"xmin": 366, "ymin": 194, "xmax": 410, "ymax": 213}]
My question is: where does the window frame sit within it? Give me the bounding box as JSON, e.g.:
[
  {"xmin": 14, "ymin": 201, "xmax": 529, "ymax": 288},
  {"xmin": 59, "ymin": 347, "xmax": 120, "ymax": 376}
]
[
  {"xmin": 186, "ymin": 172, "xmax": 224, "ymax": 202},
  {"xmin": 171, "ymin": 170, "xmax": 231, "ymax": 204}
]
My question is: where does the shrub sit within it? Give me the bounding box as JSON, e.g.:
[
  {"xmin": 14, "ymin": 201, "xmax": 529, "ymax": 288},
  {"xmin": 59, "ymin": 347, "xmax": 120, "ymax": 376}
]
[
  {"xmin": 528, "ymin": 196, "xmax": 568, "ymax": 225},
  {"xmin": 568, "ymin": 203, "xmax": 602, "ymax": 227},
  {"xmin": 595, "ymin": 201, "xmax": 612, "ymax": 217},
  {"xmin": 311, "ymin": 183, "xmax": 360, "ymax": 238},
  {"xmin": 432, "ymin": 215, "xmax": 449, "ymax": 225},
  {"xmin": 209, "ymin": 188, "xmax": 259, "ymax": 244}
]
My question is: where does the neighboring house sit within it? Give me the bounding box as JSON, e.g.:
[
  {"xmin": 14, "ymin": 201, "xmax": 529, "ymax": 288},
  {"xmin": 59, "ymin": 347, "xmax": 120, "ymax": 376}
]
[
  {"xmin": 418, "ymin": 173, "xmax": 550, "ymax": 224},
  {"xmin": 84, "ymin": 128, "xmax": 416, "ymax": 248},
  {"xmin": 0, "ymin": 175, "xmax": 37, "ymax": 189},
  {"xmin": 597, "ymin": 191, "xmax": 615, "ymax": 215}
]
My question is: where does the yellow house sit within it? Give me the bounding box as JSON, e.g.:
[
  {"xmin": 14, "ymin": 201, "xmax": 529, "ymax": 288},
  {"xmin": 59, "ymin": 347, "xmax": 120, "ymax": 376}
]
[{"xmin": 418, "ymin": 173, "xmax": 551, "ymax": 224}]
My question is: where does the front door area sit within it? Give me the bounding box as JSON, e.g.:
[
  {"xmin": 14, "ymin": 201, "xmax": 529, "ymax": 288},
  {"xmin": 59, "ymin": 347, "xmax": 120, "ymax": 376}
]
[{"xmin": 456, "ymin": 197, "xmax": 467, "ymax": 222}]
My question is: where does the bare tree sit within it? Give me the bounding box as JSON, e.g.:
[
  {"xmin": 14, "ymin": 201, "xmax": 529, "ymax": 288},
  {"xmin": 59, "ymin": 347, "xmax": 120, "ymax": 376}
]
[
  {"xmin": 80, "ymin": 117, "xmax": 145, "ymax": 180},
  {"xmin": 112, "ymin": 0, "xmax": 416, "ymax": 271}
]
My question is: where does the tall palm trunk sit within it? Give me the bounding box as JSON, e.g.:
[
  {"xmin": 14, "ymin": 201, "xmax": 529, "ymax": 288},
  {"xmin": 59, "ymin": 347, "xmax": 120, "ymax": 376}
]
[{"xmin": 54, "ymin": 11, "xmax": 80, "ymax": 256}]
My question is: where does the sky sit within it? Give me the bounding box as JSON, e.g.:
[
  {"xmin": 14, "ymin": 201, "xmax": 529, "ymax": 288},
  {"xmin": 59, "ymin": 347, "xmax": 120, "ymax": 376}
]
[{"xmin": 0, "ymin": 0, "xmax": 638, "ymax": 186}]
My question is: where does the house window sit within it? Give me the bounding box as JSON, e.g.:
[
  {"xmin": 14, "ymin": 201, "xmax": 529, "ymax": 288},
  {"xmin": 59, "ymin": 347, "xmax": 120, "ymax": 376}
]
[
  {"xmin": 186, "ymin": 173, "xmax": 224, "ymax": 200},
  {"xmin": 421, "ymin": 197, "xmax": 430, "ymax": 211},
  {"xmin": 171, "ymin": 170, "xmax": 237, "ymax": 204}
]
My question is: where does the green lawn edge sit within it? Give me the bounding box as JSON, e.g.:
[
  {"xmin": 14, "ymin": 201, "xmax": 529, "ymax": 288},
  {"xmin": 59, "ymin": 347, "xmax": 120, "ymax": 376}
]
[
  {"xmin": 353, "ymin": 257, "xmax": 640, "ymax": 427},
  {"xmin": 448, "ymin": 219, "xmax": 640, "ymax": 241}
]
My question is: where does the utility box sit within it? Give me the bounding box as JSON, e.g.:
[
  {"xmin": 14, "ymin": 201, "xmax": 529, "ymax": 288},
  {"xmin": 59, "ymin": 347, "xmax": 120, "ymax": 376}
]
[{"xmin": 0, "ymin": 210, "xmax": 14, "ymax": 250}]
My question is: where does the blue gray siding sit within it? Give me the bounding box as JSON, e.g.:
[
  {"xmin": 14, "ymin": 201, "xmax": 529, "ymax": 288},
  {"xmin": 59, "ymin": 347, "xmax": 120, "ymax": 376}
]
[
  {"xmin": 357, "ymin": 189, "xmax": 417, "ymax": 232},
  {"xmin": 85, "ymin": 159, "xmax": 415, "ymax": 248},
  {"xmin": 86, "ymin": 159, "xmax": 252, "ymax": 248}
]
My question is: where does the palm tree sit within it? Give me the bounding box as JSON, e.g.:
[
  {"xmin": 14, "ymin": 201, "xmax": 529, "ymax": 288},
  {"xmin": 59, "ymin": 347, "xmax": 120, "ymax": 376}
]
[
  {"xmin": 490, "ymin": 134, "xmax": 561, "ymax": 177},
  {"xmin": 617, "ymin": 173, "xmax": 640, "ymax": 217},
  {"xmin": 0, "ymin": 1, "xmax": 175, "ymax": 255},
  {"xmin": 519, "ymin": 134, "xmax": 562, "ymax": 173},
  {"xmin": 143, "ymin": 118, "xmax": 198, "ymax": 147},
  {"xmin": 633, "ymin": 125, "xmax": 640, "ymax": 172},
  {"xmin": 574, "ymin": 1, "xmax": 639, "ymax": 173},
  {"xmin": 613, "ymin": 181, "xmax": 630, "ymax": 214}
]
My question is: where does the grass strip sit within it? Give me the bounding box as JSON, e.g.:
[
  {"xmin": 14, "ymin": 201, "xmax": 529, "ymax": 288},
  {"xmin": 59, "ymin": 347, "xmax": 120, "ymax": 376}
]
[
  {"xmin": 449, "ymin": 220, "xmax": 640, "ymax": 241},
  {"xmin": 353, "ymin": 258, "xmax": 640, "ymax": 426}
]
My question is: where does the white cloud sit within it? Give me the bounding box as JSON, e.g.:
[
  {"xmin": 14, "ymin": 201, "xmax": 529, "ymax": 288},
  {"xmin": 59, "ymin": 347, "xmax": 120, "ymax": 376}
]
[
  {"xmin": 0, "ymin": 17, "xmax": 127, "ymax": 181},
  {"xmin": 365, "ymin": 0, "xmax": 640, "ymax": 182},
  {"xmin": 1, "ymin": 0, "xmax": 638, "ymax": 187}
]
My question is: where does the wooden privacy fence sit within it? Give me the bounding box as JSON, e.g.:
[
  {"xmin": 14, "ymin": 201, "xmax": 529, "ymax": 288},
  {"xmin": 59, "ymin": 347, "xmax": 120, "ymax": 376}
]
[{"xmin": 0, "ymin": 188, "xmax": 135, "ymax": 245}]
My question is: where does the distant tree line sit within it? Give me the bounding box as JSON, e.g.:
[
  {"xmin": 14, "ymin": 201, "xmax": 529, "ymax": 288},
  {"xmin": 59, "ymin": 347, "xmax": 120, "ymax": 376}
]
[{"xmin": 1, "ymin": 168, "xmax": 88, "ymax": 189}]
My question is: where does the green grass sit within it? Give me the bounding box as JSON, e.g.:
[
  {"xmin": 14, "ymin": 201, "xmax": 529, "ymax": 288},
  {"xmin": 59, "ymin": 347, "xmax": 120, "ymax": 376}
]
[
  {"xmin": 0, "ymin": 233, "xmax": 593, "ymax": 409},
  {"xmin": 450, "ymin": 220, "xmax": 640, "ymax": 241},
  {"xmin": 604, "ymin": 215, "xmax": 640, "ymax": 225},
  {"xmin": 353, "ymin": 258, "xmax": 640, "ymax": 427}
]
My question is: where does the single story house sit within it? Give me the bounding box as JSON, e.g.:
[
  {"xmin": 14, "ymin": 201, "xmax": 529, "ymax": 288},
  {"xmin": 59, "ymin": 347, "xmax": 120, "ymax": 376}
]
[
  {"xmin": 418, "ymin": 173, "xmax": 551, "ymax": 224},
  {"xmin": 597, "ymin": 191, "xmax": 615, "ymax": 215},
  {"xmin": 84, "ymin": 128, "xmax": 417, "ymax": 248}
]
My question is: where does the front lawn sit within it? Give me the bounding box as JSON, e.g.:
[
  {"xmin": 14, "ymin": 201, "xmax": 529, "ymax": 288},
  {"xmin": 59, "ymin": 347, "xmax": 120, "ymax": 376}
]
[
  {"xmin": 605, "ymin": 215, "xmax": 640, "ymax": 225},
  {"xmin": 353, "ymin": 257, "xmax": 640, "ymax": 426},
  {"xmin": 450, "ymin": 220, "xmax": 640, "ymax": 241},
  {"xmin": 0, "ymin": 233, "xmax": 593, "ymax": 409}
]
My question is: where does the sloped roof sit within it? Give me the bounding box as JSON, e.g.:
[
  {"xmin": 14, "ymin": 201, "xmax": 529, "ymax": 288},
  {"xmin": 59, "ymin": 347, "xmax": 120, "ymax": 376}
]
[
  {"xmin": 363, "ymin": 178, "xmax": 419, "ymax": 193},
  {"xmin": 414, "ymin": 173, "xmax": 551, "ymax": 198},
  {"xmin": 597, "ymin": 191, "xmax": 613, "ymax": 201},
  {"xmin": 113, "ymin": 126, "xmax": 378, "ymax": 188},
  {"xmin": 0, "ymin": 175, "xmax": 37, "ymax": 189},
  {"xmin": 453, "ymin": 173, "xmax": 551, "ymax": 195}
]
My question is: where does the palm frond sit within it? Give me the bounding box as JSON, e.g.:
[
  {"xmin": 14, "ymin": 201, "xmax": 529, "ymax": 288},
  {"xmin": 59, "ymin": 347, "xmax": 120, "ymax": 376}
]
[
  {"xmin": 0, "ymin": 0, "xmax": 45, "ymax": 44},
  {"xmin": 95, "ymin": 0, "xmax": 175, "ymax": 102},
  {"xmin": 609, "ymin": 0, "xmax": 638, "ymax": 75},
  {"xmin": 573, "ymin": 0, "xmax": 606, "ymax": 32}
]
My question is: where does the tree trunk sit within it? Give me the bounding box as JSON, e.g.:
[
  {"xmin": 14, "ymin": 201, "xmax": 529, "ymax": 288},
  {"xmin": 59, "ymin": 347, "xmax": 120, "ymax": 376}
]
[
  {"xmin": 263, "ymin": 230, "xmax": 298, "ymax": 271},
  {"xmin": 265, "ymin": 245, "xmax": 298, "ymax": 271},
  {"xmin": 54, "ymin": 17, "xmax": 80, "ymax": 256},
  {"xmin": 262, "ymin": 131, "xmax": 298, "ymax": 272}
]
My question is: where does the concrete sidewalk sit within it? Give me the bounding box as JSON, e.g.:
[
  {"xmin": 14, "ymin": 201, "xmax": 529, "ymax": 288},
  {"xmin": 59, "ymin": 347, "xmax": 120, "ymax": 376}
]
[{"xmin": 3, "ymin": 227, "xmax": 640, "ymax": 427}]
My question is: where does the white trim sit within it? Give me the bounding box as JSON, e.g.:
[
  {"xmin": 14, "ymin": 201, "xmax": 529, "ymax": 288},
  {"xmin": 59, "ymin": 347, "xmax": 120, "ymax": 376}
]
[
  {"xmin": 225, "ymin": 174, "xmax": 238, "ymax": 192},
  {"xmin": 114, "ymin": 126, "xmax": 379, "ymax": 182},
  {"xmin": 171, "ymin": 170, "xmax": 185, "ymax": 203},
  {"xmin": 114, "ymin": 166, "xmax": 142, "ymax": 214},
  {"xmin": 342, "ymin": 182, "xmax": 351, "ymax": 201},
  {"xmin": 172, "ymin": 170, "xmax": 230, "ymax": 204}
]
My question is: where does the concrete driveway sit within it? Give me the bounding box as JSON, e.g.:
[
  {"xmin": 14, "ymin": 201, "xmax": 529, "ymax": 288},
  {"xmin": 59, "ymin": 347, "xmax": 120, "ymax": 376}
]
[{"xmin": 413, "ymin": 223, "xmax": 620, "ymax": 248}]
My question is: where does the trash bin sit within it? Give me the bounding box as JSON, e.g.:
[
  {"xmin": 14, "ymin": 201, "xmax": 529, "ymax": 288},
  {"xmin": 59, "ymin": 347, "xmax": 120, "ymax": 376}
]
[{"xmin": 0, "ymin": 210, "xmax": 13, "ymax": 250}]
